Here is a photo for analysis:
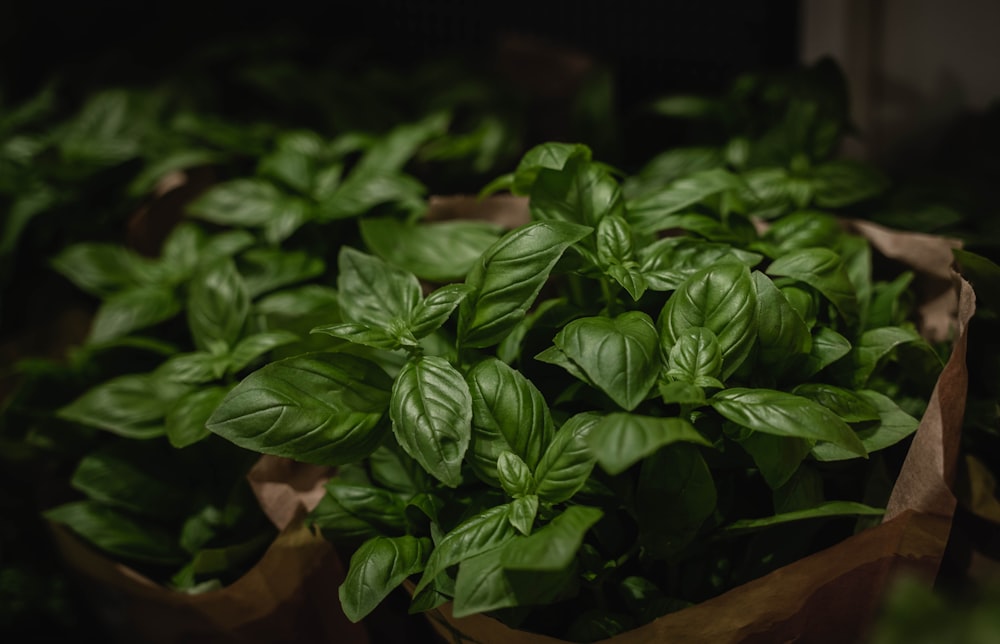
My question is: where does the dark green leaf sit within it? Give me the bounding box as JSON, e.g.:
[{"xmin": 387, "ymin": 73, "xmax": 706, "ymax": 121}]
[
  {"xmin": 809, "ymin": 160, "xmax": 888, "ymax": 208},
  {"xmin": 187, "ymin": 259, "xmax": 249, "ymax": 351},
  {"xmin": 738, "ymin": 431, "xmax": 813, "ymax": 489},
  {"xmin": 792, "ymin": 383, "xmax": 880, "ymax": 422},
  {"xmin": 720, "ymin": 501, "xmax": 884, "ymax": 536},
  {"xmin": 339, "ymin": 535, "xmax": 432, "ymax": 622},
  {"xmin": 639, "ymin": 238, "xmax": 761, "ymax": 292},
  {"xmin": 658, "ymin": 380, "xmax": 707, "ymax": 406},
  {"xmin": 534, "ymin": 412, "xmax": 601, "ymax": 504},
  {"xmin": 207, "ymin": 352, "xmax": 392, "ymax": 465},
  {"xmin": 501, "ymin": 505, "xmax": 603, "ymax": 571},
  {"xmin": 710, "ymin": 388, "xmax": 866, "ymax": 457},
  {"xmin": 360, "ymin": 217, "xmax": 504, "ymax": 282},
  {"xmin": 466, "ymin": 358, "xmax": 554, "ymax": 485},
  {"xmin": 459, "ymin": 221, "xmax": 592, "ymax": 348},
  {"xmin": 156, "ymin": 351, "xmax": 229, "ymax": 384},
  {"xmin": 554, "ymin": 312, "xmax": 660, "ymax": 411},
  {"xmin": 338, "ymin": 247, "xmax": 422, "ymax": 331},
  {"xmin": 323, "ymin": 481, "xmax": 407, "ymax": 532},
  {"xmin": 58, "ymin": 373, "xmax": 189, "ymax": 438},
  {"xmin": 166, "ymin": 386, "xmax": 229, "ymax": 448},
  {"xmin": 129, "ymin": 149, "xmax": 223, "ymax": 197},
  {"xmin": 851, "ymin": 326, "xmax": 924, "ymax": 387},
  {"xmin": 766, "ymin": 248, "xmax": 858, "ymax": 323},
  {"xmin": 410, "ymin": 284, "xmax": 474, "ymax": 339},
  {"xmin": 636, "ymin": 444, "xmax": 716, "ymax": 559},
  {"xmin": 665, "ymin": 327, "xmax": 724, "ymax": 388},
  {"xmin": 51, "ymin": 243, "xmax": 154, "ymax": 297},
  {"xmin": 512, "ymin": 143, "xmax": 592, "ymax": 195},
  {"xmin": 799, "ymin": 327, "xmax": 852, "ymax": 377},
  {"xmin": 70, "ymin": 442, "xmax": 189, "ymax": 519},
  {"xmin": 228, "ymin": 331, "xmax": 300, "ymax": 374},
  {"xmin": 239, "ymin": 248, "xmax": 325, "ymax": 298},
  {"xmin": 628, "ymin": 169, "xmax": 744, "ymax": 234},
  {"xmin": 587, "ymin": 413, "xmax": 710, "ymax": 475},
  {"xmin": 89, "ymin": 286, "xmax": 182, "ymax": 343},
  {"xmin": 509, "ymin": 495, "xmax": 539, "ymax": 535},
  {"xmin": 45, "ymin": 501, "xmax": 185, "ymax": 565},
  {"xmin": 497, "ymin": 452, "xmax": 535, "ymax": 498},
  {"xmin": 812, "ymin": 390, "xmax": 920, "ymax": 461},
  {"xmin": 316, "ymin": 173, "xmax": 425, "ymax": 221},
  {"xmin": 530, "ymin": 156, "xmax": 625, "ymax": 227},
  {"xmin": 390, "ymin": 356, "xmax": 472, "ymax": 487},
  {"xmin": 753, "ymin": 271, "xmax": 812, "ymax": 373},
  {"xmin": 761, "ymin": 211, "xmax": 843, "ymax": 255},
  {"xmin": 659, "ymin": 262, "xmax": 757, "ymax": 380},
  {"xmin": 187, "ymin": 179, "xmax": 291, "ymax": 227}
]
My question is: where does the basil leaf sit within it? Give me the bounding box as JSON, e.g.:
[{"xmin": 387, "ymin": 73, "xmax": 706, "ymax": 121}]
[
  {"xmin": 89, "ymin": 286, "xmax": 182, "ymax": 343},
  {"xmin": 665, "ymin": 327, "xmax": 724, "ymax": 388},
  {"xmin": 509, "ymin": 495, "xmax": 539, "ymax": 536},
  {"xmin": 534, "ymin": 412, "xmax": 601, "ymax": 504},
  {"xmin": 866, "ymin": 272, "xmax": 915, "ymax": 329},
  {"xmin": 207, "ymin": 352, "xmax": 391, "ymax": 465},
  {"xmin": 467, "ymin": 358, "xmax": 554, "ymax": 485},
  {"xmin": 762, "ymin": 211, "xmax": 843, "ymax": 255},
  {"xmin": 533, "ymin": 345, "xmax": 598, "ymax": 389},
  {"xmin": 166, "ymin": 386, "xmax": 229, "ymax": 448},
  {"xmin": 737, "ymin": 431, "xmax": 813, "ymax": 489},
  {"xmin": 773, "ymin": 465, "xmax": 826, "ymax": 513},
  {"xmin": 414, "ymin": 503, "xmax": 516, "ymax": 595},
  {"xmin": 497, "ymin": 452, "xmax": 535, "ymax": 498},
  {"xmin": 628, "ymin": 168, "xmax": 744, "ymax": 234},
  {"xmin": 360, "ymin": 216, "xmax": 504, "ymax": 282},
  {"xmin": 792, "ymin": 383, "xmax": 881, "ymax": 423},
  {"xmin": 239, "ymin": 248, "xmax": 325, "ymax": 298},
  {"xmin": 808, "ymin": 160, "xmax": 888, "ymax": 208},
  {"xmin": 799, "ymin": 327, "xmax": 852, "ymax": 378},
  {"xmin": 554, "ymin": 311, "xmax": 660, "ymax": 411},
  {"xmin": 587, "ymin": 414, "xmax": 710, "ymax": 475},
  {"xmin": 409, "ymin": 284, "xmax": 474, "ymax": 339},
  {"xmin": 812, "ymin": 390, "xmax": 920, "ymax": 461},
  {"xmin": 337, "ymin": 247, "xmax": 422, "ymax": 330},
  {"xmin": 45, "ymin": 501, "xmax": 186, "ymax": 565},
  {"xmin": 51, "ymin": 243, "xmax": 154, "ymax": 297},
  {"xmin": 317, "ymin": 173, "xmax": 425, "ymax": 221},
  {"xmin": 596, "ymin": 215, "xmax": 635, "ymax": 266},
  {"xmin": 339, "ymin": 535, "xmax": 432, "ymax": 622},
  {"xmin": 720, "ymin": 501, "xmax": 884, "ymax": 536},
  {"xmin": 659, "ymin": 262, "xmax": 756, "ymax": 380},
  {"xmin": 766, "ymin": 248, "xmax": 858, "ymax": 323},
  {"xmin": 710, "ymin": 388, "xmax": 866, "ymax": 457},
  {"xmin": 501, "ymin": 505, "xmax": 603, "ymax": 571},
  {"xmin": 531, "ymin": 156, "xmax": 625, "ymax": 227},
  {"xmin": 752, "ymin": 271, "xmax": 812, "ymax": 373},
  {"xmin": 512, "ymin": 142, "xmax": 592, "ymax": 194},
  {"xmin": 58, "ymin": 373, "xmax": 189, "ymax": 438},
  {"xmin": 658, "ymin": 380, "xmax": 707, "ymax": 406},
  {"xmin": 639, "ymin": 238, "xmax": 761, "ymax": 292},
  {"xmin": 227, "ymin": 331, "xmax": 300, "ymax": 374},
  {"xmin": 307, "ymin": 494, "xmax": 379, "ymax": 541},
  {"xmin": 187, "ymin": 259, "xmax": 249, "ymax": 351},
  {"xmin": 851, "ymin": 326, "xmax": 924, "ymax": 387},
  {"xmin": 187, "ymin": 178, "xmax": 290, "ymax": 227},
  {"xmin": 156, "ymin": 351, "xmax": 229, "ymax": 384},
  {"xmin": 323, "ymin": 481, "xmax": 408, "ymax": 532},
  {"xmin": 636, "ymin": 443, "xmax": 716, "ymax": 560},
  {"xmin": 311, "ymin": 322, "xmax": 406, "ymax": 351},
  {"xmin": 390, "ymin": 356, "xmax": 472, "ymax": 487},
  {"xmin": 458, "ymin": 221, "xmax": 592, "ymax": 348}
]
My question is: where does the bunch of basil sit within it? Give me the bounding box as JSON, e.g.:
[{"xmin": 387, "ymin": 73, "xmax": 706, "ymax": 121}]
[{"xmin": 205, "ymin": 141, "xmax": 944, "ymax": 640}]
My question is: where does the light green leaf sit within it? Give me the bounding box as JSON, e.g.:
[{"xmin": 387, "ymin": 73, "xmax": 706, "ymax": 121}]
[
  {"xmin": 665, "ymin": 327, "xmax": 724, "ymax": 388},
  {"xmin": 337, "ymin": 247, "xmax": 422, "ymax": 330}
]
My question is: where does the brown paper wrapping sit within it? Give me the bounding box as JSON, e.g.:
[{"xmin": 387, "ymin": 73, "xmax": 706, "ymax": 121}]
[{"xmin": 412, "ymin": 218, "xmax": 975, "ymax": 643}]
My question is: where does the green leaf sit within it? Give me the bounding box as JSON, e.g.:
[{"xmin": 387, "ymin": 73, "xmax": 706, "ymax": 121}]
[
  {"xmin": 636, "ymin": 444, "xmax": 716, "ymax": 559},
  {"xmin": 799, "ymin": 327, "xmax": 852, "ymax": 378},
  {"xmin": 353, "ymin": 111, "xmax": 450, "ymax": 178},
  {"xmin": 45, "ymin": 501, "xmax": 185, "ymax": 565},
  {"xmin": 812, "ymin": 390, "xmax": 920, "ymax": 461},
  {"xmin": 512, "ymin": 142, "xmax": 592, "ymax": 195},
  {"xmin": 509, "ymin": 495, "xmax": 539, "ymax": 536},
  {"xmin": 187, "ymin": 259, "xmax": 249, "ymax": 351},
  {"xmin": 360, "ymin": 217, "xmax": 504, "ymax": 282},
  {"xmin": 207, "ymin": 352, "xmax": 392, "ymax": 466},
  {"xmin": 553, "ymin": 312, "xmax": 660, "ymax": 411},
  {"xmin": 156, "ymin": 351, "xmax": 229, "ymax": 384},
  {"xmin": 763, "ymin": 211, "xmax": 843, "ymax": 256},
  {"xmin": 659, "ymin": 262, "xmax": 757, "ymax": 380},
  {"xmin": 596, "ymin": 215, "xmax": 635, "ymax": 266},
  {"xmin": 89, "ymin": 286, "xmax": 182, "ymax": 343},
  {"xmin": 317, "ymin": 173, "xmax": 425, "ymax": 221},
  {"xmin": 851, "ymin": 326, "xmax": 924, "ymax": 388},
  {"xmin": 658, "ymin": 380, "xmax": 707, "ymax": 406},
  {"xmin": 632, "ymin": 146, "xmax": 724, "ymax": 188},
  {"xmin": 414, "ymin": 503, "xmax": 516, "ymax": 595},
  {"xmin": 501, "ymin": 505, "xmax": 603, "ymax": 571},
  {"xmin": 70, "ymin": 442, "xmax": 189, "ymax": 519},
  {"xmin": 587, "ymin": 414, "xmax": 710, "ymax": 475},
  {"xmin": 58, "ymin": 373, "xmax": 189, "ymax": 438},
  {"xmin": 410, "ymin": 284, "xmax": 474, "ymax": 339},
  {"xmin": 187, "ymin": 178, "xmax": 293, "ymax": 227},
  {"xmin": 752, "ymin": 272, "xmax": 812, "ymax": 373},
  {"xmin": 710, "ymin": 388, "xmax": 866, "ymax": 457},
  {"xmin": 867, "ymin": 272, "xmax": 915, "ymax": 329},
  {"xmin": 58, "ymin": 90, "xmax": 150, "ymax": 164},
  {"xmin": 338, "ymin": 247, "xmax": 422, "ymax": 331},
  {"xmin": 497, "ymin": 452, "xmax": 535, "ymax": 498},
  {"xmin": 639, "ymin": 237, "xmax": 761, "ymax": 293},
  {"xmin": 766, "ymin": 248, "xmax": 858, "ymax": 323},
  {"xmin": 390, "ymin": 356, "xmax": 472, "ymax": 487},
  {"xmin": 792, "ymin": 383, "xmax": 880, "ymax": 423},
  {"xmin": 808, "ymin": 160, "xmax": 888, "ymax": 208},
  {"xmin": 311, "ymin": 322, "xmax": 403, "ymax": 350},
  {"xmin": 530, "ymin": 156, "xmax": 625, "ymax": 227},
  {"xmin": 227, "ymin": 331, "xmax": 300, "ymax": 374},
  {"xmin": 458, "ymin": 221, "xmax": 592, "ymax": 348},
  {"xmin": 738, "ymin": 431, "xmax": 813, "ymax": 489},
  {"xmin": 628, "ymin": 168, "xmax": 744, "ymax": 234},
  {"xmin": 466, "ymin": 358, "xmax": 554, "ymax": 485},
  {"xmin": 129, "ymin": 149, "xmax": 223, "ymax": 197},
  {"xmin": 166, "ymin": 386, "xmax": 229, "ymax": 448},
  {"xmin": 307, "ymin": 494, "xmax": 380, "ymax": 541},
  {"xmin": 339, "ymin": 535, "xmax": 432, "ymax": 622},
  {"xmin": 720, "ymin": 501, "xmax": 884, "ymax": 536},
  {"xmin": 323, "ymin": 481, "xmax": 408, "ymax": 532},
  {"xmin": 534, "ymin": 412, "xmax": 601, "ymax": 504},
  {"xmin": 239, "ymin": 248, "xmax": 325, "ymax": 298},
  {"xmin": 665, "ymin": 327, "xmax": 724, "ymax": 388},
  {"xmin": 51, "ymin": 243, "xmax": 154, "ymax": 297}
]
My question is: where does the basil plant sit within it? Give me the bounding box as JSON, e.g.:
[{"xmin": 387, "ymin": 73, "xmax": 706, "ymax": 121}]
[{"xmin": 207, "ymin": 142, "xmax": 943, "ymax": 640}]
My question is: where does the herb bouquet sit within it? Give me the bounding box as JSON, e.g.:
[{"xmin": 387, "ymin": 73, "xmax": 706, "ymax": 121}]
[{"xmin": 205, "ymin": 143, "xmax": 972, "ymax": 643}]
